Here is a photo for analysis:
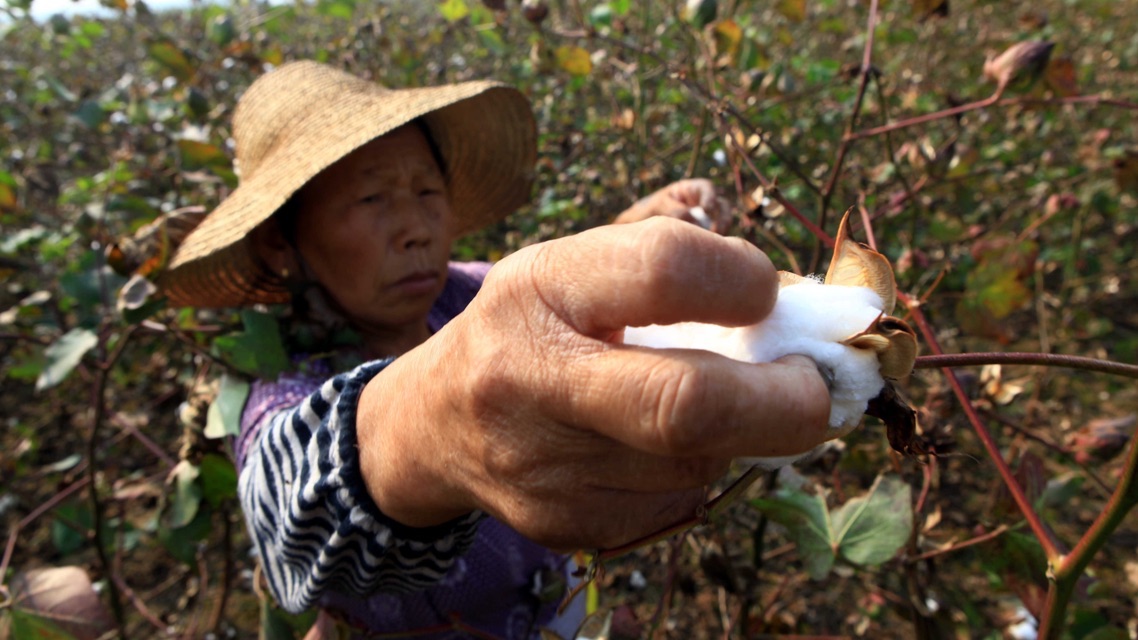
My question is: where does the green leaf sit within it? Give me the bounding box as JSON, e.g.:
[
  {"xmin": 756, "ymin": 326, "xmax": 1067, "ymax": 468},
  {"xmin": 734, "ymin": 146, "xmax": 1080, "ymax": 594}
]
[
  {"xmin": 147, "ymin": 39, "xmax": 195, "ymax": 83},
  {"xmin": 50, "ymin": 503, "xmax": 92, "ymax": 556},
  {"xmin": 168, "ymin": 460, "xmax": 201, "ymax": 529},
  {"xmin": 830, "ymin": 474, "xmax": 912, "ymax": 568},
  {"xmin": 36, "ymin": 328, "xmax": 97, "ymax": 391},
  {"xmin": 186, "ymin": 87, "xmax": 211, "ymax": 119},
  {"xmin": 259, "ymin": 601, "xmax": 317, "ymax": 640},
  {"xmin": 213, "ymin": 310, "xmax": 289, "ymax": 378},
  {"xmin": 207, "ymin": 13, "xmax": 236, "ymax": 46},
  {"xmin": 176, "ymin": 140, "xmax": 231, "ymax": 171},
  {"xmin": 0, "ymin": 172, "xmax": 16, "ymax": 210},
  {"xmin": 316, "ymin": 0, "xmax": 354, "ymax": 19},
  {"xmin": 158, "ymin": 503, "xmax": 212, "ymax": 566},
  {"xmin": 588, "ymin": 4, "xmax": 612, "ymax": 28},
  {"xmin": 7, "ymin": 608, "xmax": 78, "ymax": 640},
  {"xmin": 683, "ymin": 0, "xmax": 717, "ymax": 28},
  {"xmin": 72, "ymin": 100, "xmax": 106, "ymax": 129},
  {"xmin": 205, "ymin": 374, "xmax": 250, "ymax": 439},
  {"xmin": 78, "ymin": 21, "xmax": 105, "ymax": 37},
  {"xmin": 438, "ymin": 0, "xmax": 469, "ymax": 22},
  {"xmin": 199, "ymin": 453, "xmax": 238, "ymax": 507},
  {"xmin": 752, "ymin": 474, "xmax": 912, "ymax": 579},
  {"xmin": 751, "ymin": 487, "xmax": 834, "ymax": 579}
]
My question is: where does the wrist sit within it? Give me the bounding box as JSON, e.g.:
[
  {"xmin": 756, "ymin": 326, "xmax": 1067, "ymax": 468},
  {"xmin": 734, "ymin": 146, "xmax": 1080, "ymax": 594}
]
[{"xmin": 356, "ymin": 355, "xmax": 475, "ymax": 528}]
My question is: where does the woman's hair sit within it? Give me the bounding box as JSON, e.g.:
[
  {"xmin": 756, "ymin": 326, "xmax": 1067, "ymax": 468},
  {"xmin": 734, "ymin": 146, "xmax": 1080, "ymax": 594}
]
[{"xmin": 274, "ymin": 118, "xmax": 447, "ymax": 247}]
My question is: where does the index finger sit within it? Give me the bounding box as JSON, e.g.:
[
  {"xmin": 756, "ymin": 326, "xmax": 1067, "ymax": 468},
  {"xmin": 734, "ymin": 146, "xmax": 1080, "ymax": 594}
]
[{"xmin": 498, "ymin": 217, "xmax": 780, "ymax": 336}]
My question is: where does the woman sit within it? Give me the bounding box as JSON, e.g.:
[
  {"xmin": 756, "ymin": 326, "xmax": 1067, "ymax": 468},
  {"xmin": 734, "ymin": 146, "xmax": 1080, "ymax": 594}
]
[{"xmin": 159, "ymin": 61, "xmax": 832, "ymax": 637}]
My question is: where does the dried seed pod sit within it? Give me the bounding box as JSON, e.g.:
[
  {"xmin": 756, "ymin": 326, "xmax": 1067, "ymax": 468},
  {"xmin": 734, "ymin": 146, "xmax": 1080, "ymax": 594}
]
[
  {"xmin": 106, "ymin": 205, "xmax": 209, "ymax": 277},
  {"xmin": 821, "ymin": 209, "xmax": 918, "ymax": 379},
  {"xmin": 824, "ymin": 207, "xmax": 897, "ymax": 314},
  {"xmin": 522, "ymin": 0, "xmax": 548, "ymax": 24},
  {"xmin": 842, "ymin": 314, "xmax": 918, "ymax": 379},
  {"xmin": 982, "ymin": 40, "xmax": 1055, "ymax": 94}
]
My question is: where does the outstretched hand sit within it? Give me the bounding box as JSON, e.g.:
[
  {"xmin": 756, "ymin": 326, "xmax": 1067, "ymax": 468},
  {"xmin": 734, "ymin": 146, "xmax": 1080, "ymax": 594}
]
[
  {"xmin": 613, "ymin": 178, "xmax": 734, "ymax": 233},
  {"xmin": 357, "ymin": 218, "xmax": 831, "ymax": 550}
]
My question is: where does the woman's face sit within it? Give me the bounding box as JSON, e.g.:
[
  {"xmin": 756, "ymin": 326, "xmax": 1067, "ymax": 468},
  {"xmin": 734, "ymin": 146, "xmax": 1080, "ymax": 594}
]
[{"xmin": 292, "ymin": 124, "xmax": 453, "ymax": 330}]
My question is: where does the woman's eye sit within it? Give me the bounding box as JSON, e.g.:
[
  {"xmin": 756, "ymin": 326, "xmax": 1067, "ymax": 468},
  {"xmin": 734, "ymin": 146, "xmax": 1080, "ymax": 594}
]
[{"xmin": 359, "ymin": 193, "xmax": 383, "ymax": 204}]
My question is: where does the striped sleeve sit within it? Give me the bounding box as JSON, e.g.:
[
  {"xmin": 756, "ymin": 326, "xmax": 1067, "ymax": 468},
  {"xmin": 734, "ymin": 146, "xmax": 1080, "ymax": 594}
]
[{"xmin": 237, "ymin": 359, "xmax": 484, "ymax": 613}]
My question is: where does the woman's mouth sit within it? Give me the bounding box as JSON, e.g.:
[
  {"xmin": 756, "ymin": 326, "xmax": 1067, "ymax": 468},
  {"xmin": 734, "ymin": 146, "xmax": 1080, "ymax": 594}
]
[{"xmin": 391, "ymin": 270, "xmax": 440, "ymax": 296}]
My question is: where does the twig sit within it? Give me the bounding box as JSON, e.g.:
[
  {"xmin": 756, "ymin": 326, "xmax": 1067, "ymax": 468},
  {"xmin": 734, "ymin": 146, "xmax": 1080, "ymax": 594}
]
[
  {"xmin": 594, "ymin": 465, "xmax": 767, "ymax": 563},
  {"xmin": 902, "ymin": 295, "xmax": 1064, "ymax": 562},
  {"xmin": 846, "ymin": 93, "xmax": 1137, "ymax": 142},
  {"xmin": 979, "ymin": 409, "xmax": 1111, "ymax": 495},
  {"xmin": 0, "ymin": 477, "xmax": 92, "ymax": 580},
  {"xmin": 1038, "ymin": 435, "xmax": 1138, "ymax": 639},
  {"xmin": 813, "ymin": 0, "xmax": 880, "ymax": 271},
  {"xmin": 87, "ymin": 325, "xmax": 137, "ymax": 637},
  {"xmin": 647, "ymin": 533, "xmax": 687, "ymax": 639},
  {"xmin": 206, "ymin": 505, "xmax": 234, "ymax": 633},
  {"xmin": 729, "ymin": 140, "xmax": 834, "ymax": 248},
  {"xmin": 547, "ymin": 27, "xmax": 821, "ymax": 195},
  {"xmin": 111, "ymin": 573, "xmax": 168, "ymax": 633},
  {"xmin": 908, "ymin": 525, "xmax": 1010, "ymax": 562},
  {"xmin": 914, "ymin": 352, "xmax": 1138, "ymax": 379}
]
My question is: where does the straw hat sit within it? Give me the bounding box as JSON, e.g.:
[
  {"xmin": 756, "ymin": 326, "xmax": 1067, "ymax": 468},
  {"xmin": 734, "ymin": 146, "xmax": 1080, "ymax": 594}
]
[{"xmin": 159, "ymin": 60, "xmax": 537, "ymax": 309}]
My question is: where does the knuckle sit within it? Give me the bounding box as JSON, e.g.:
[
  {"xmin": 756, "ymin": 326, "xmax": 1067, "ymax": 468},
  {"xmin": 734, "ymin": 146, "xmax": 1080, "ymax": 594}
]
[{"xmin": 641, "ymin": 360, "xmax": 710, "ymax": 454}]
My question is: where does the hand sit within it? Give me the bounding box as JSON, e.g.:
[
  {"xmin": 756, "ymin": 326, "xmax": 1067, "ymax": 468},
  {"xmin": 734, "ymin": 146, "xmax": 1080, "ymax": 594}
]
[
  {"xmin": 357, "ymin": 218, "xmax": 831, "ymax": 550},
  {"xmin": 612, "ymin": 178, "xmax": 733, "ymax": 233}
]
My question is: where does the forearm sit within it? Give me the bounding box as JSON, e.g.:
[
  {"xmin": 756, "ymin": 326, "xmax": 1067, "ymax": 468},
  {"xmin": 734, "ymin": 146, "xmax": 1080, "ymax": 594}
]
[{"xmin": 238, "ymin": 359, "xmax": 483, "ymax": 613}]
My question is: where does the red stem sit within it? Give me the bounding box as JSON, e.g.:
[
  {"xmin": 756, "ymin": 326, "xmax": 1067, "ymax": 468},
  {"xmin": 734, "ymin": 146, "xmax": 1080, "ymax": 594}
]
[
  {"xmin": 915, "ymin": 352, "xmax": 1138, "ymax": 378},
  {"xmin": 909, "ymin": 525, "xmax": 1010, "ymax": 562},
  {"xmin": 847, "ymin": 93, "xmax": 1138, "ymax": 142},
  {"xmin": 902, "ymin": 296, "xmax": 1064, "ymax": 561}
]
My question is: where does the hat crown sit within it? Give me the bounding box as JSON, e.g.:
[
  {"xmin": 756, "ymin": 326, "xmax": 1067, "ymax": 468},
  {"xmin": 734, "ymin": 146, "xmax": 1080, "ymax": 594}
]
[{"xmin": 232, "ymin": 61, "xmax": 387, "ymax": 181}]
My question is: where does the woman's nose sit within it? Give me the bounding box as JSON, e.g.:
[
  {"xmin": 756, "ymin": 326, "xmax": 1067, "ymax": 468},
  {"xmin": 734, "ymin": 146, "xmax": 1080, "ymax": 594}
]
[{"xmin": 389, "ymin": 192, "xmax": 434, "ymax": 250}]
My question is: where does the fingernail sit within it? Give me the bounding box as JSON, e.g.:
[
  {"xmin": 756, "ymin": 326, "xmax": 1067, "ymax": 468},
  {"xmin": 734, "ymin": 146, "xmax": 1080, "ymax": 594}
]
[{"xmin": 775, "ymin": 354, "xmax": 834, "ymax": 393}]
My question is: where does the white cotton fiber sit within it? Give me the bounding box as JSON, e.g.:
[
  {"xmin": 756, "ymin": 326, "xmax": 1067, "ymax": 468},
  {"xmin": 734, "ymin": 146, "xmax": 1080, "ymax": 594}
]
[{"xmin": 623, "ymin": 280, "xmax": 888, "ymax": 468}]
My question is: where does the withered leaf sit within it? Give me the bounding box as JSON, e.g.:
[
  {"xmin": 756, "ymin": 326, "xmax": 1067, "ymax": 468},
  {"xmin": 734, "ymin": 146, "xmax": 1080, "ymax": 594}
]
[{"xmin": 865, "ymin": 381, "xmax": 925, "ymax": 457}]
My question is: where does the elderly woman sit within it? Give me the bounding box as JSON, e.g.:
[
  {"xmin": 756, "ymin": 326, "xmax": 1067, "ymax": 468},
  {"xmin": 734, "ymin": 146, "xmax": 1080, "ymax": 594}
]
[{"xmin": 159, "ymin": 61, "xmax": 831, "ymax": 637}]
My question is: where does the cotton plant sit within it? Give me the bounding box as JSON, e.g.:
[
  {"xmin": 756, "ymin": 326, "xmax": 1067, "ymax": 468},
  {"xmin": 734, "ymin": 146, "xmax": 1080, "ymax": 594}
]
[{"xmin": 623, "ymin": 210, "xmax": 918, "ymax": 468}]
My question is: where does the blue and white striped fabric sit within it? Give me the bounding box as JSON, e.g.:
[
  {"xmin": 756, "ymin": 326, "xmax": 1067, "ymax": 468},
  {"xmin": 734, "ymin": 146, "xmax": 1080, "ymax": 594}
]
[{"xmin": 237, "ymin": 359, "xmax": 484, "ymax": 613}]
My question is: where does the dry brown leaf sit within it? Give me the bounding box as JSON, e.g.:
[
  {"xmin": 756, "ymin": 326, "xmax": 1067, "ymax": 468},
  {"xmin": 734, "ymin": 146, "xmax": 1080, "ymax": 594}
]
[{"xmin": 8, "ymin": 566, "xmax": 115, "ymax": 640}]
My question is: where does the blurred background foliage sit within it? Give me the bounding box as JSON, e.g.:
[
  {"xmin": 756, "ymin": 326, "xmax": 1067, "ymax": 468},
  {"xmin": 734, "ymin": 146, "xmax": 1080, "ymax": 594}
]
[{"xmin": 1, "ymin": 0, "xmax": 1137, "ymax": 637}]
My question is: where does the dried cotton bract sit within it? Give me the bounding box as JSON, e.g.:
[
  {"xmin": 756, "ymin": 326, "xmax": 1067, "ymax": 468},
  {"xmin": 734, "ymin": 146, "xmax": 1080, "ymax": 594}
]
[{"xmin": 623, "ymin": 209, "xmax": 917, "ymax": 469}]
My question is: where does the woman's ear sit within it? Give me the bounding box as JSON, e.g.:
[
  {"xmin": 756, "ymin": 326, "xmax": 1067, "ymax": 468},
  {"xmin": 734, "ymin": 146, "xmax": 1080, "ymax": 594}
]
[{"xmin": 251, "ymin": 218, "xmax": 296, "ymax": 278}]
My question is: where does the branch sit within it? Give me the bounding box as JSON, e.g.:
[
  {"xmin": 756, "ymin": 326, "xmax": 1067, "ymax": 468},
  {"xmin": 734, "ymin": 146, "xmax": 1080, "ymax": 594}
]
[
  {"xmin": 914, "ymin": 352, "xmax": 1138, "ymax": 379},
  {"xmin": 908, "ymin": 524, "xmax": 1010, "ymax": 562},
  {"xmin": 547, "ymin": 27, "xmax": 822, "ymax": 195},
  {"xmin": 0, "ymin": 477, "xmax": 91, "ymax": 581},
  {"xmin": 846, "ymin": 92, "xmax": 1138, "ymax": 142},
  {"xmin": 1037, "ymin": 435, "xmax": 1138, "ymax": 639},
  {"xmin": 901, "ymin": 295, "xmax": 1065, "ymax": 561},
  {"xmin": 813, "ymin": 0, "xmax": 880, "ymax": 270},
  {"xmin": 86, "ymin": 325, "xmax": 137, "ymax": 636}
]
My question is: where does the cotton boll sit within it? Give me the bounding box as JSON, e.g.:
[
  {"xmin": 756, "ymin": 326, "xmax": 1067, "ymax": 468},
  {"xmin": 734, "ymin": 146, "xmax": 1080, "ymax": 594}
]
[{"xmin": 623, "ymin": 279, "xmax": 890, "ymax": 467}]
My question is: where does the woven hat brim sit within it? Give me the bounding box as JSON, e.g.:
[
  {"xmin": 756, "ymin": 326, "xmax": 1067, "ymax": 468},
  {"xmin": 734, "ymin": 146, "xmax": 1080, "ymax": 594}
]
[{"xmin": 160, "ymin": 76, "xmax": 536, "ymax": 309}]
